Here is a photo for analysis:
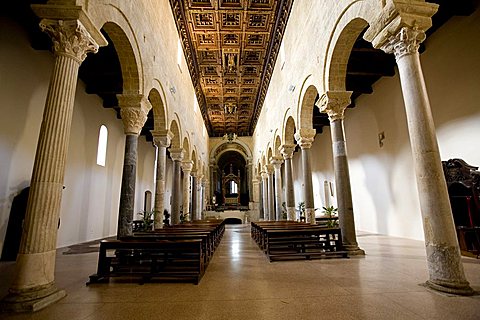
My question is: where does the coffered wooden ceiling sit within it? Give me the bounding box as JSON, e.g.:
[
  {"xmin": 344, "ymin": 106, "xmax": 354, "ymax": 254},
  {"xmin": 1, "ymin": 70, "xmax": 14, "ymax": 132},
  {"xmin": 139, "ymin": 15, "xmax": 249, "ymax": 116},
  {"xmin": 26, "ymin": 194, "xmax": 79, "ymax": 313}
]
[{"xmin": 169, "ymin": 0, "xmax": 294, "ymax": 137}]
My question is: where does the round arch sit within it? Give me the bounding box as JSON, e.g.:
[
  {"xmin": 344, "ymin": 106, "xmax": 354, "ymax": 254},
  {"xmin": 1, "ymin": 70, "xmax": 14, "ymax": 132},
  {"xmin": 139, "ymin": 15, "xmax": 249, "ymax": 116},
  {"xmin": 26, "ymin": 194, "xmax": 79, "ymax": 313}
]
[
  {"xmin": 148, "ymin": 88, "xmax": 167, "ymax": 132},
  {"xmin": 169, "ymin": 119, "xmax": 181, "ymax": 149},
  {"xmin": 101, "ymin": 21, "xmax": 141, "ymax": 95},
  {"xmin": 283, "ymin": 115, "xmax": 297, "ymax": 146},
  {"xmin": 297, "ymin": 84, "xmax": 319, "ymax": 130}
]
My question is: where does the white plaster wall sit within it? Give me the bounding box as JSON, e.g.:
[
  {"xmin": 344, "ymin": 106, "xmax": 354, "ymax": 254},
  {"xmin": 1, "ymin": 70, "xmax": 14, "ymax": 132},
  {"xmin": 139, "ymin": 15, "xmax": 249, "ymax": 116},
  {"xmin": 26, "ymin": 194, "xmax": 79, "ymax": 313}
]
[
  {"xmin": 134, "ymin": 138, "xmax": 155, "ymax": 219},
  {"xmin": 0, "ymin": 17, "xmax": 158, "ymax": 250}
]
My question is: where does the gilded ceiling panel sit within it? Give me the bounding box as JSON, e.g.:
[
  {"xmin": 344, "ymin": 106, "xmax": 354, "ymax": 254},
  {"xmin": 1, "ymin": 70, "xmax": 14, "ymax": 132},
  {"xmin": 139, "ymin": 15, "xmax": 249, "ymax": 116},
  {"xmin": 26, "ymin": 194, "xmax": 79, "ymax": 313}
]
[{"xmin": 169, "ymin": 0, "xmax": 294, "ymax": 136}]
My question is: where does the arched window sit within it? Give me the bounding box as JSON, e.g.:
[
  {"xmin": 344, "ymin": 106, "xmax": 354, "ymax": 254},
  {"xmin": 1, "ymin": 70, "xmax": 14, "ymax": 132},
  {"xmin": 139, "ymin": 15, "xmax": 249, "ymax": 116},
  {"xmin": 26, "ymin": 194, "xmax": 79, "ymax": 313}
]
[{"xmin": 96, "ymin": 125, "xmax": 108, "ymax": 166}]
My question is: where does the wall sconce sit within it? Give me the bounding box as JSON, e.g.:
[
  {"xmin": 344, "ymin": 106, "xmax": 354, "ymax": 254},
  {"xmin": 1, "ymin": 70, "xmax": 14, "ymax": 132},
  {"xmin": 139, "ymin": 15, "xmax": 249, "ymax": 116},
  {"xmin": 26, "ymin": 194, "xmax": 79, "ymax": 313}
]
[{"xmin": 378, "ymin": 131, "xmax": 385, "ymax": 148}]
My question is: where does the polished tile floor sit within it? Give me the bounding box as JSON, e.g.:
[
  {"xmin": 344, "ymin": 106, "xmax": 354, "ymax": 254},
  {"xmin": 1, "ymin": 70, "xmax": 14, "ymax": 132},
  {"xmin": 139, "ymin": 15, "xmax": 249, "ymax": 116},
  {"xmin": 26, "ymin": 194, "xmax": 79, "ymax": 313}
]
[{"xmin": 1, "ymin": 225, "xmax": 480, "ymax": 319}]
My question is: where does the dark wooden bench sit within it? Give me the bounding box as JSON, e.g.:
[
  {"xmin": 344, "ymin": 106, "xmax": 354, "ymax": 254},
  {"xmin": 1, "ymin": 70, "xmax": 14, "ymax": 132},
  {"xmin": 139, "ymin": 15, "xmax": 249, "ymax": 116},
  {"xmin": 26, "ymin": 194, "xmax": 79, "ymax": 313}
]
[
  {"xmin": 88, "ymin": 219, "xmax": 225, "ymax": 285},
  {"xmin": 87, "ymin": 239, "xmax": 204, "ymax": 285},
  {"xmin": 251, "ymin": 221, "xmax": 348, "ymax": 261}
]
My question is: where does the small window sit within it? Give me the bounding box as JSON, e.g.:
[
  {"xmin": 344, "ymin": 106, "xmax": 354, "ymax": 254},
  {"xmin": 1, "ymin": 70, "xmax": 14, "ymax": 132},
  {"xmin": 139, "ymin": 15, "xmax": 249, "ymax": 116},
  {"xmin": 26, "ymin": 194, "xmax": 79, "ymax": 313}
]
[{"xmin": 96, "ymin": 125, "xmax": 108, "ymax": 166}]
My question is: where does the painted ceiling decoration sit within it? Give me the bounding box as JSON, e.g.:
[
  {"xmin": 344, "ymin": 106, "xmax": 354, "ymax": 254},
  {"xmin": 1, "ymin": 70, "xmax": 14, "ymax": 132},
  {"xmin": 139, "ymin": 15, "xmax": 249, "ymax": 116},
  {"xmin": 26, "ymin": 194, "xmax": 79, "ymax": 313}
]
[{"xmin": 169, "ymin": 0, "xmax": 294, "ymax": 137}]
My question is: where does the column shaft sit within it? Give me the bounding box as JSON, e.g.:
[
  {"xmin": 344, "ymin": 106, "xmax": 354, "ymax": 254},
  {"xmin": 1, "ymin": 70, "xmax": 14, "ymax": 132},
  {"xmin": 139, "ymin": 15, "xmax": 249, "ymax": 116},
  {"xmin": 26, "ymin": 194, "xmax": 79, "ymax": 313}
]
[
  {"xmin": 301, "ymin": 148, "xmax": 315, "ymax": 224},
  {"xmin": 154, "ymin": 145, "xmax": 167, "ymax": 229},
  {"xmin": 118, "ymin": 135, "xmax": 138, "ymax": 237},
  {"xmin": 273, "ymin": 163, "xmax": 283, "ymax": 221},
  {"xmin": 12, "ymin": 54, "xmax": 80, "ymax": 296},
  {"xmin": 191, "ymin": 175, "xmax": 197, "ymax": 220},
  {"xmin": 261, "ymin": 174, "xmax": 269, "ymax": 220},
  {"xmin": 267, "ymin": 172, "xmax": 275, "ymax": 221},
  {"xmin": 171, "ymin": 160, "xmax": 182, "ymax": 224},
  {"xmin": 330, "ymin": 120, "xmax": 362, "ymax": 252},
  {"xmin": 397, "ymin": 51, "xmax": 472, "ymax": 294},
  {"xmin": 284, "ymin": 157, "xmax": 296, "ymax": 220}
]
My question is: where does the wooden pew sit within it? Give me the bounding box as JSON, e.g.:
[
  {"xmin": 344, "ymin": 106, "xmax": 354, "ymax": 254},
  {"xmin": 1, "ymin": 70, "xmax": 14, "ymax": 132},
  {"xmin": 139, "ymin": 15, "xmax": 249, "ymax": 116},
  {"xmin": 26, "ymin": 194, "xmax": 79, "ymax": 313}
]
[
  {"xmin": 87, "ymin": 239, "xmax": 204, "ymax": 284},
  {"xmin": 88, "ymin": 219, "xmax": 225, "ymax": 285},
  {"xmin": 251, "ymin": 221, "xmax": 348, "ymax": 261}
]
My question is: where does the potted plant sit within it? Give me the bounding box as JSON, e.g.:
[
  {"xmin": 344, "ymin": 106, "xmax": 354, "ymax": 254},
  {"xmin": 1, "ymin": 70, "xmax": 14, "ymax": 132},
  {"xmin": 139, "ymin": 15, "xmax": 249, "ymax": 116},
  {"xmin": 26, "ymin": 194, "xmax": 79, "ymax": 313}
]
[
  {"xmin": 321, "ymin": 206, "xmax": 338, "ymax": 228},
  {"xmin": 296, "ymin": 201, "xmax": 305, "ymax": 222},
  {"xmin": 137, "ymin": 210, "xmax": 158, "ymax": 231}
]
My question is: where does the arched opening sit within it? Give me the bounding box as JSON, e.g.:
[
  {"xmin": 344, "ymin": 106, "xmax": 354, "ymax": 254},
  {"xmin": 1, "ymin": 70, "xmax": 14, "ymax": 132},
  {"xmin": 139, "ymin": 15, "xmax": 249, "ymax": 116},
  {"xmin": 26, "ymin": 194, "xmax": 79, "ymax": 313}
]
[{"xmin": 215, "ymin": 150, "xmax": 249, "ymax": 210}]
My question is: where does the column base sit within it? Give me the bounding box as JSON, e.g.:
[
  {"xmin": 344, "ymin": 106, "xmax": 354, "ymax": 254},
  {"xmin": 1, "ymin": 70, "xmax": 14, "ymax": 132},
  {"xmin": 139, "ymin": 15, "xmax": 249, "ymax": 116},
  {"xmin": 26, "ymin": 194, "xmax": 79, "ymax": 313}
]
[
  {"xmin": 0, "ymin": 284, "xmax": 66, "ymax": 313},
  {"xmin": 424, "ymin": 279, "xmax": 475, "ymax": 296},
  {"xmin": 344, "ymin": 244, "xmax": 365, "ymax": 256}
]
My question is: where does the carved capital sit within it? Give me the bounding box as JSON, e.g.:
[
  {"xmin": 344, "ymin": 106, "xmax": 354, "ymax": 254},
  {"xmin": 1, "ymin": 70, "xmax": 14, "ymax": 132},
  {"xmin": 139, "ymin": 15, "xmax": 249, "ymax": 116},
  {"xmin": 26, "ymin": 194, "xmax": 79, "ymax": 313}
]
[
  {"xmin": 317, "ymin": 91, "xmax": 352, "ymax": 122},
  {"xmin": 364, "ymin": 0, "xmax": 438, "ymax": 56},
  {"xmin": 280, "ymin": 144, "xmax": 295, "ymax": 159},
  {"xmin": 261, "ymin": 172, "xmax": 269, "ymax": 180},
  {"xmin": 151, "ymin": 130, "xmax": 174, "ymax": 148},
  {"xmin": 383, "ymin": 26, "xmax": 426, "ymax": 60},
  {"xmin": 181, "ymin": 160, "xmax": 194, "ymax": 173},
  {"xmin": 170, "ymin": 148, "xmax": 185, "ymax": 162},
  {"xmin": 39, "ymin": 19, "xmax": 99, "ymax": 63},
  {"xmin": 118, "ymin": 94, "xmax": 150, "ymax": 135},
  {"xmin": 294, "ymin": 128, "xmax": 316, "ymax": 149},
  {"xmin": 265, "ymin": 164, "xmax": 274, "ymax": 175},
  {"xmin": 270, "ymin": 156, "xmax": 284, "ymax": 170}
]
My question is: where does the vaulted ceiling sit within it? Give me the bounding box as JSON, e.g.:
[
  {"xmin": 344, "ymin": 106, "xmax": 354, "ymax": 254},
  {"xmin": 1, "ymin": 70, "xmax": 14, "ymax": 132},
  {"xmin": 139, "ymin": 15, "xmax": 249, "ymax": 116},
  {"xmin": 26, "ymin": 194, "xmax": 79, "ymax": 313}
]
[{"xmin": 169, "ymin": 0, "xmax": 294, "ymax": 137}]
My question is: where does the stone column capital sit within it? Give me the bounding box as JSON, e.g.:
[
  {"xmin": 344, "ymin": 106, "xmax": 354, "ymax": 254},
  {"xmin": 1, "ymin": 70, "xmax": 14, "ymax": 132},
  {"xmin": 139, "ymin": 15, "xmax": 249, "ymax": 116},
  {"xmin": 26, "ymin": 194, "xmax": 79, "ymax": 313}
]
[
  {"xmin": 181, "ymin": 160, "xmax": 194, "ymax": 173},
  {"xmin": 280, "ymin": 144, "xmax": 296, "ymax": 159},
  {"xmin": 261, "ymin": 172, "xmax": 269, "ymax": 180},
  {"xmin": 118, "ymin": 94, "xmax": 150, "ymax": 135},
  {"xmin": 270, "ymin": 156, "xmax": 284, "ymax": 170},
  {"xmin": 39, "ymin": 19, "xmax": 100, "ymax": 63},
  {"xmin": 317, "ymin": 91, "xmax": 352, "ymax": 122},
  {"xmin": 265, "ymin": 164, "xmax": 274, "ymax": 174},
  {"xmin": 364, "ymin": 0, "xmax": 438, "ymax": 59},
  {"xmin": 151, "ymin": 130, "xmax": 174, "ymax": 147},
  {"xmin": 294, "ymin": 128, "xmax": 316, "ymax": 149},
  {"xmin": 170, "ymin": 148, "xmax": 185, "ymax": 161}
]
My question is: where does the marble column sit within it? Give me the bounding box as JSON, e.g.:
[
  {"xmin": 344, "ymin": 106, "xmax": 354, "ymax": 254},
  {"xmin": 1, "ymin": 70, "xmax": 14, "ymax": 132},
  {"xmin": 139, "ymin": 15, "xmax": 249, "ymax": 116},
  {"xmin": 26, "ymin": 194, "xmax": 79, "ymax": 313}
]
[
  {"xmin": 151, "ymin": 130, "xmax": 173, "ymax": 229},
  {"xmin": 295, "ymin": 129, "xmax": 316, "ymax": 224},
  {"xmin": 209, "ymin": 161, "xmax": 215, "ymax": 204},
  {"xmin": 266, "ymin": 164, "xmax": 275, "ymax": 221},
  {"xmin": 271, "ymin": 157, "xmax": 284, "ymax": 221},
  {"xmin": 201, "ymin": 178, "xmax": 207, "ymax": 218},
  {"xmin": 247, "ymin": 158, "xmax": 253, "ymax": 203},
  {"xmin": 319, "ymin": 91, "xmax": 364, "ymax": 255},
  {"xmin": 191, "ymin": 171, "xmax": 197, "ymax": 221},
  {"xmin": 364, "ymin": 1, "xmax": 473, "ymax": 295},
  {"xmin": 181, "ymin": 161, "xmax": 194, "ymax": 221},
  {"xmin": 261, "ymin": 171, "xmax": 269, "ymax": 220},
  {"xmin": 280, "ymin": 144, "xmax": 296, "ymax": 221},
  {"xmin": 169, "ymin": 149, "xmax": 184, "ymax": 225},
  {"xmin": 117, "ymin": 95, "xmax": 150, "ymax": 238},
  {"xmin": 0, "ymin": 18, "xmax": 103, "ymax": 312}
]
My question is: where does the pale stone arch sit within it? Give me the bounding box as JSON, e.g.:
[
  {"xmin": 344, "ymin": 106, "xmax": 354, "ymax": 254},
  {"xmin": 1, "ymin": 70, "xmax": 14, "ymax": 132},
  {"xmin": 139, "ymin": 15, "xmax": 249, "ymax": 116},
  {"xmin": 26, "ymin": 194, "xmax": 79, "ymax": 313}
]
[
  {"xmin": 323, "ymin": 1, "xmax": 380, "ymax": 91},
  {"xmin": 210, "ymin": 139, "xmax": 253, "ymax": 162},
  {"xmin": 267, "ymin": 147, "xmax": 273, "ymax": 162},
  {"xmin": 92, "ymin": 3, "xmax": 146, "ymax": 94},
  {"xmin": 147, "ymin": 87, "xmax": 167, "ymax": 131},
  {"xmin": 282, "ymin": 115, "xmax": 296, "ymax": 146},
  {"xmin": 183, "ymin": 137, "xmax": 191, "ymax": 160},
  {"xmin": 169, "ymin": 119, "xmax": 181, "ymax": 149},
  {"xmin": 274, "ymin": 135, "xmax": 282, "ymax": 157},
  {"xmin": 297, "ymin": 84, "xmax": 319, "ymax": 130},
  {"xmin": 100, "ymin": 21, "xmax": 142, "ymax": 95},
  {"xmin": 191, "ymin": 149, "xmax": 198, "ymax": 171},
  {"xmin": 261, "ymin": 155, "xmax": 266, "ymax": 167}
]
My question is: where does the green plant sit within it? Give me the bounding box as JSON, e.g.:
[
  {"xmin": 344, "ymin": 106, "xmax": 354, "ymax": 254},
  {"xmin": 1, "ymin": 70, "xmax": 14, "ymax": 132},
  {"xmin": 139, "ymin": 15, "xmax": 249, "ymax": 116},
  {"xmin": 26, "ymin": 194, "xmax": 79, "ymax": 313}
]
[
  {"xmin": 322, "ymin": 206, "xmax": 338, "ymax": 228},
  {"xmin": 281, "ymin": 202, "xmax": 287, "ymax": 220},
  {"xmin": 137, "ymin": 210, "xmax": 158, "ymax": 231},
  {"xmin": 297, "ymin": 202, "xmax": 305, "ymax": 221}
]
